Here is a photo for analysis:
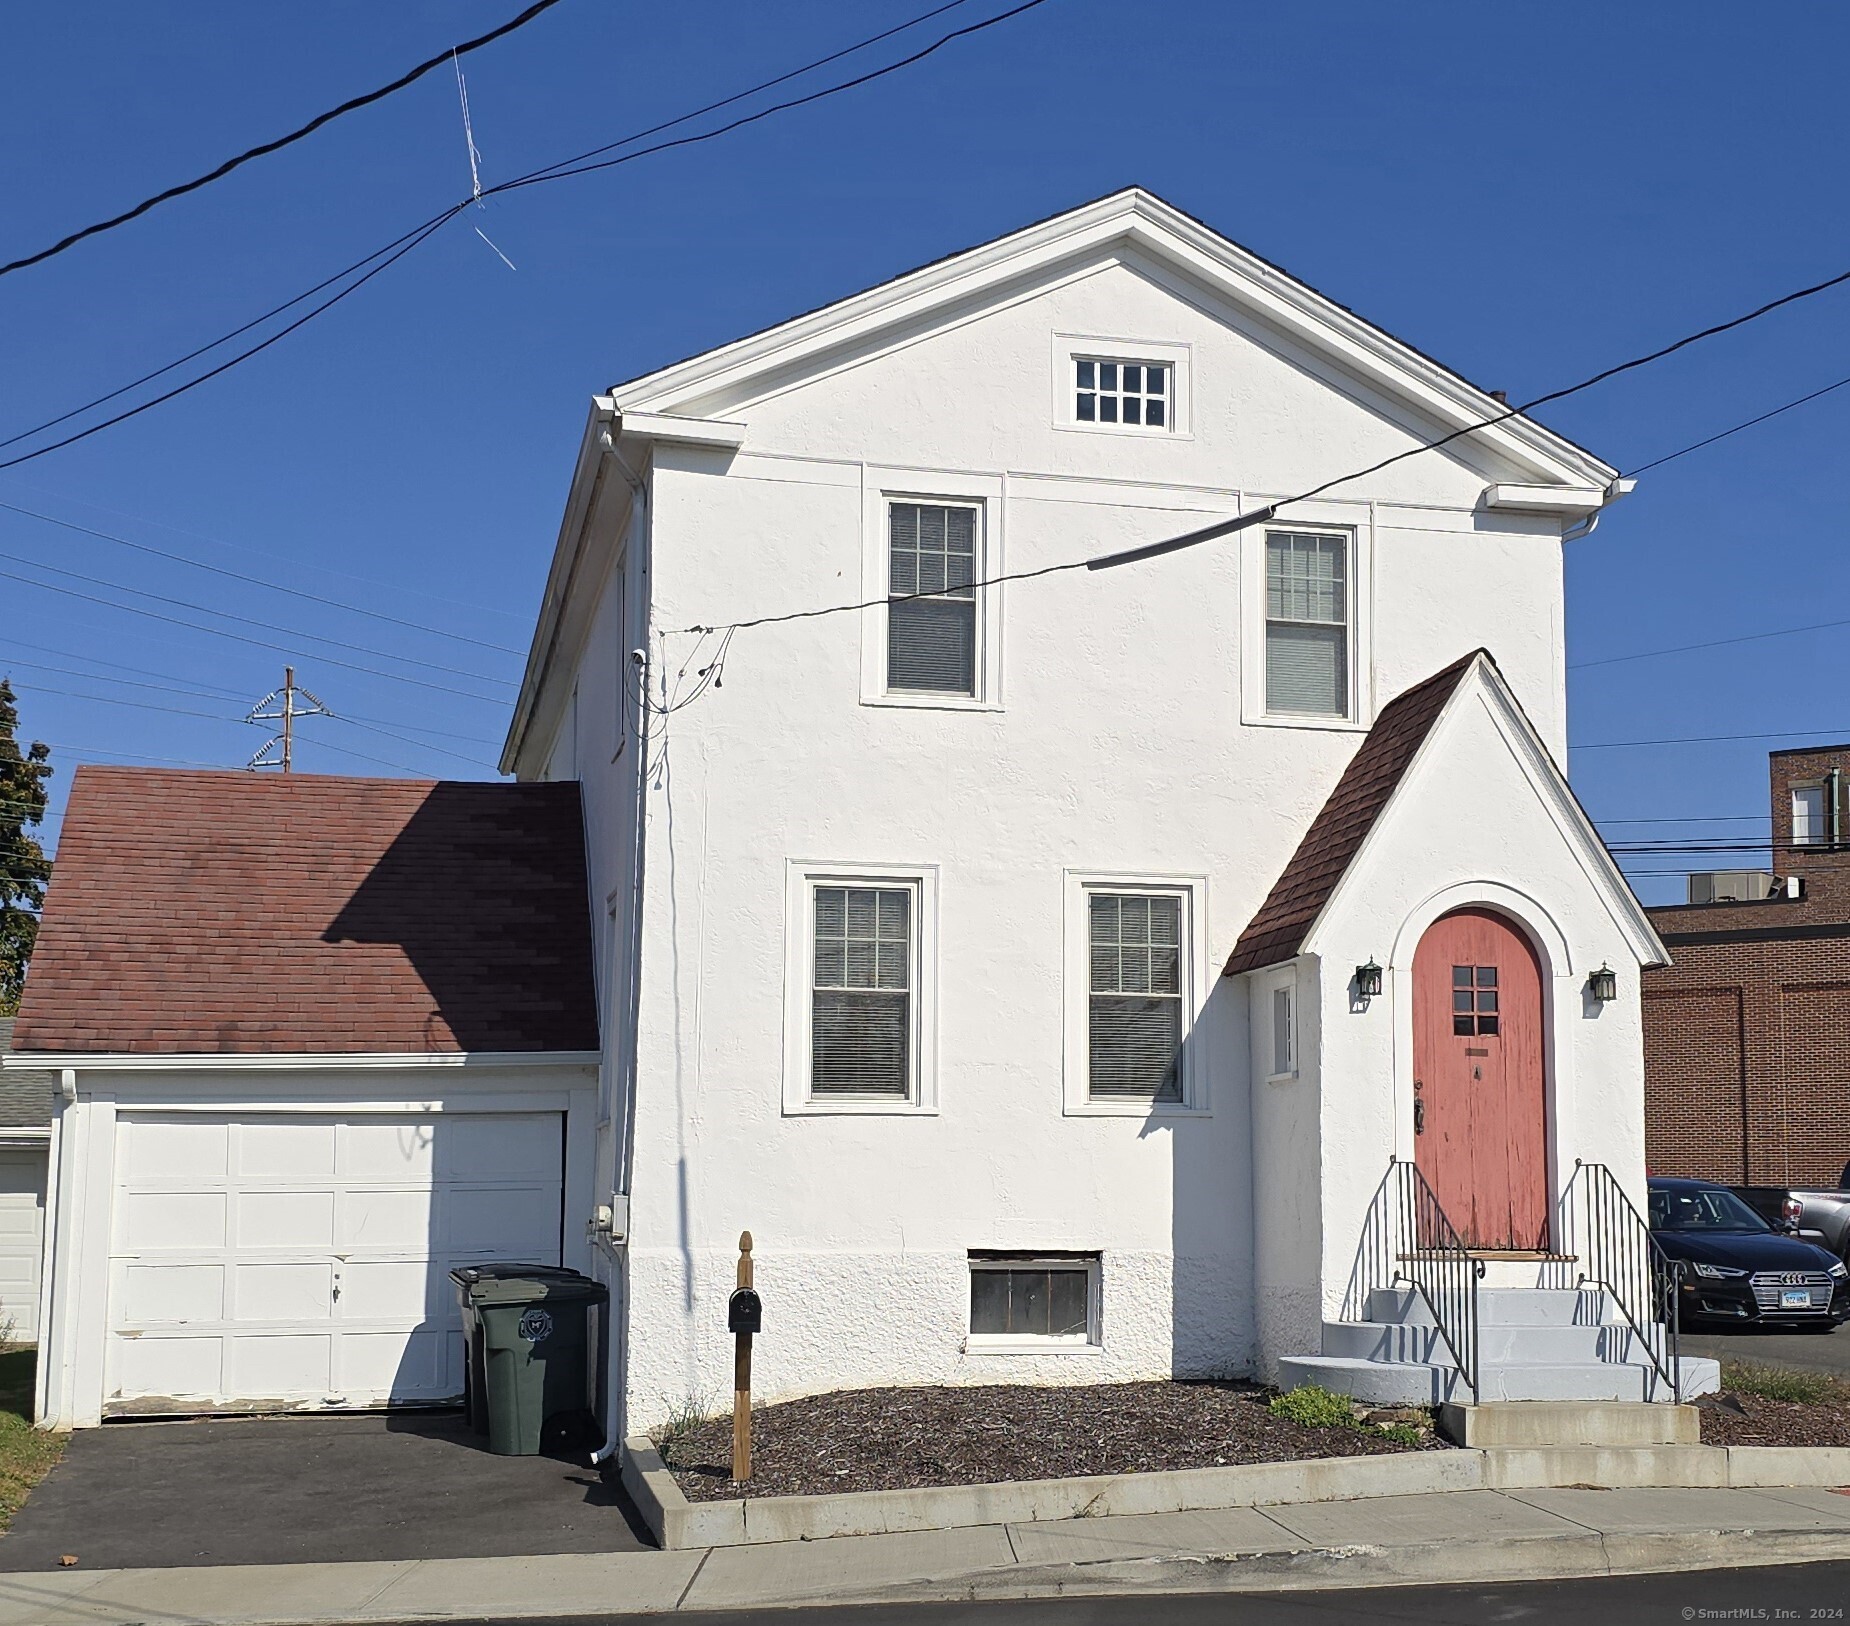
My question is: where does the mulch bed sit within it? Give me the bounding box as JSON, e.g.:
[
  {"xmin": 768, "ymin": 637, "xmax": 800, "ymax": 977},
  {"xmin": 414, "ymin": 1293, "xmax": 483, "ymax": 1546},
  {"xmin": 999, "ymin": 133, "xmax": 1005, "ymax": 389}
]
[
  {"xmin": 659, "ymin": 1380, "xmax": 1444, "ymax": 1502},
  {"xmin": 1700, "ymin": 1390, "xmax": 1850, "ymax": 1448}
]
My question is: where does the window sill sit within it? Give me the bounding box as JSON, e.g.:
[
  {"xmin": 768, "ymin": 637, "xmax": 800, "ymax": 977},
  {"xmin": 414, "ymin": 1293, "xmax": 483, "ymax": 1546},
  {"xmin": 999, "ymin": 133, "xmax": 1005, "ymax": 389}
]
[
  {"xmin": 1266, "ymin": 1071, "xmax": 1299, "ymax": 1087},
  {"xmin": 862, "ymin": 691, "xmax": 1004, "ymax": 713},
  {"xmin": 1054, "ymin": 419, "xmax": 1192, "ymax": 442},
  {"xmin": 964, "ymin": 1339, "xmax": 1104, "ymax": 1357},
  {"xmin": 783, "ymin": 1098, "xmax": 940, "ymax": 1118},
  {"xmin": 1243, "ymin": 711, "xmax": 1369, "ymax": 734},
  {"xmin": 1062, "ymin": 1100, "xmax": 1210, "ymax": 1119}
]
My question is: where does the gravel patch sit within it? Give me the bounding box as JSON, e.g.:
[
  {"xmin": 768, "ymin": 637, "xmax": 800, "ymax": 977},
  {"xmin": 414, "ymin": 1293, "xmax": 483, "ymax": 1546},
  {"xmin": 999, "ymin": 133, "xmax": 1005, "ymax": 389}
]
[{"xmin": 659, "ymin": 1380, "xmax": 1444, "ymax": 1501}]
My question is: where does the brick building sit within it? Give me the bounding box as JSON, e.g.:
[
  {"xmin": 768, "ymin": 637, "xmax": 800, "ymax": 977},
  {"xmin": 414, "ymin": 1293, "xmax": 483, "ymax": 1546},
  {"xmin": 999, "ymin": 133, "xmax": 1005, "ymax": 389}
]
[{"xmin": 1644, "ymin": 744, "xmax": 1850, "ymax": 1186}]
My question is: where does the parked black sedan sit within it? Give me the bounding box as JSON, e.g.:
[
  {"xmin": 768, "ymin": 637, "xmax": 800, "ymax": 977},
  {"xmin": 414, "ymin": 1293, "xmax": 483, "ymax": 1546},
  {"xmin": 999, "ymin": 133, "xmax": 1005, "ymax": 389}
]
[{"xmin": 1649, "ymin": 1177, "xmax": 1850, "ymax": 1330}]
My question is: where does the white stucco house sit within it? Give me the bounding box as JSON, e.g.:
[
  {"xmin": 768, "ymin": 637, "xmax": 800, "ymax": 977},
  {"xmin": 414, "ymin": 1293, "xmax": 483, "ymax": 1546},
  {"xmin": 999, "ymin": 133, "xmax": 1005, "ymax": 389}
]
[
  {"xmin": 502, "ymin": 187, "xmax": 1710, "ymax": 1430},
  {"xmin": 11, "ymin": 187, "xmax": 1713, "ymax": 1438}
]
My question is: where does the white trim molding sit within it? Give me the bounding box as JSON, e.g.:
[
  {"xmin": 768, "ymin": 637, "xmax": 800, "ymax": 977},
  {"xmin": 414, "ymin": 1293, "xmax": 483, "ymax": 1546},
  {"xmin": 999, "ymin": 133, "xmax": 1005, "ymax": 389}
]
[
  {"xmin": 1062, "ymin": 869, "xmax": 1211, "ymax": 1117},
  {"xmin": 1050, "ymin": 332, "xmax": 1193, "ymax": 439},
  {"xmin": 782, "ymin": 860, "xmax": 942, "ymax": 1116},
  {"xmin": 8, "ymin": 1050, "xmax": 604, "ymax": 1073}
]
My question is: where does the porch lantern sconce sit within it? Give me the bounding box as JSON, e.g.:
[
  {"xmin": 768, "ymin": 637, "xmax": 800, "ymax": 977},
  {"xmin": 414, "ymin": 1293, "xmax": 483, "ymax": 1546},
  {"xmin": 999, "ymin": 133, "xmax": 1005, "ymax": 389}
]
[
  {"xmin": 1355, "ymin": 959, "xmax": 1384, "ymax": 1000},
  {"xmin": 1587, "ymin": 964, "xmax": 1618, "ymax": 1004}
]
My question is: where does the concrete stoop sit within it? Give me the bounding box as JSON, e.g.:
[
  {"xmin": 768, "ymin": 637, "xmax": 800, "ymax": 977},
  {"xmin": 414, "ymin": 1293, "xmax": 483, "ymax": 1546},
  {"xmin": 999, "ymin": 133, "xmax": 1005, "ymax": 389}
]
[{"xmin": 1281, "ymin": 1287, "xmax": 1722, "ymax": 1403}]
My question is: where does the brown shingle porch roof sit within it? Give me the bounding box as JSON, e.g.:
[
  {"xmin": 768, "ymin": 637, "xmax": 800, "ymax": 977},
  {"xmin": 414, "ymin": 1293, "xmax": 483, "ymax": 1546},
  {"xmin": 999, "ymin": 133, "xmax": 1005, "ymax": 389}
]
[
  {"xmin": 1224, "ymin": 652, "xmax": 1485, "ymax": 976},
  {"xmin": 13, "ymin": 767, "xmax": 598, "ymax": 1056}
]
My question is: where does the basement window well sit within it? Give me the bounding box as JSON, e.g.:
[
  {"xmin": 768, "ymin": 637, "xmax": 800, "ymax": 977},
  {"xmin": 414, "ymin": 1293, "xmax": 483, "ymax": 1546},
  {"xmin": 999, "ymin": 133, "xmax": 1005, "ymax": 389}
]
[{"xmin": 968, "ymin": 1251, "xmax": 1100, "ymax": 1350}]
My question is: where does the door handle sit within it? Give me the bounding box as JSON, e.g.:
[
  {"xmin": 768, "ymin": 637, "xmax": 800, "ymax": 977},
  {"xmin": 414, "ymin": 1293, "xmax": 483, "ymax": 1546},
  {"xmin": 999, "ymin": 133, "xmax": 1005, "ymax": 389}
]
[{"xmin": 1414, "ymin": 1098, "xmax": 1426, "ymax": 1136}]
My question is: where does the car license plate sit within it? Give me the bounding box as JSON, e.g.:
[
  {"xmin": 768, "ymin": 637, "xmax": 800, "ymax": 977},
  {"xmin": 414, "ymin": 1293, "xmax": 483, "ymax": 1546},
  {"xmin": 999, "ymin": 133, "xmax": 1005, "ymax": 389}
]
[{"xmin": 1781, "ymin": 1288, "xmax": 1813, "ymax": 1308}]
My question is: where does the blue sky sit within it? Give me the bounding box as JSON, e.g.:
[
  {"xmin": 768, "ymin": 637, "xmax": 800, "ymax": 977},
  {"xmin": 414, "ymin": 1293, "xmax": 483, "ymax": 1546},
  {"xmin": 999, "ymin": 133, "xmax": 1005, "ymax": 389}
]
[{"xmin": 4, "ymin": 0, "xmax": 1849, "ymax": 904}]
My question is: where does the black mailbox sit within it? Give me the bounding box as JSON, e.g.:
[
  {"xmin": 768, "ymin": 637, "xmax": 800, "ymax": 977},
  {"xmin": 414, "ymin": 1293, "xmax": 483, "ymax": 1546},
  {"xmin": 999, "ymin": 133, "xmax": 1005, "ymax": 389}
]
[{"xmin": 727, "ymin": 1287, "xmax": 762, "ymax": 1335}]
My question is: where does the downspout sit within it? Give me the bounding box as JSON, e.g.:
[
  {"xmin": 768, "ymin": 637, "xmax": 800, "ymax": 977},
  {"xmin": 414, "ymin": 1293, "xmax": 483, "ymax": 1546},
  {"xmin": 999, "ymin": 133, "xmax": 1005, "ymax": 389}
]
[
  {"xmin": 1829, "ymin": 766, "xmax": 1842, "ymax": 848},
  {"xmin": 592, "ymin": 464, "xmax": 652, "ymax": 1470},
  {"xmin": 1562, "ymin": 477, "xmax": 1634, "ymax": 544}
]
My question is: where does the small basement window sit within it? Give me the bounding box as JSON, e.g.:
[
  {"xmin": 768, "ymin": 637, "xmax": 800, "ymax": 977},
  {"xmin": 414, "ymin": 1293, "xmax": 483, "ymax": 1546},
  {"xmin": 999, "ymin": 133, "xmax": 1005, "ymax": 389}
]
[
  {"xmin": 1075, "ymin": 358, "xmax": 1170, "ymax": 428},
  {"xmin": 968, "ymin": 1251, "xmax": 1099, "ymax": 1347}
]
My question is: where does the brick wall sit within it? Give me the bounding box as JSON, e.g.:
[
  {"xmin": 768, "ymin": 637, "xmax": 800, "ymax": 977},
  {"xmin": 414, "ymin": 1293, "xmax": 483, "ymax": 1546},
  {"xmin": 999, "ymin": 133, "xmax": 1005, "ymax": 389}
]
[{"xmin": 1643, "ymin": 744, "xmax": 1850, "ymax": 1189}]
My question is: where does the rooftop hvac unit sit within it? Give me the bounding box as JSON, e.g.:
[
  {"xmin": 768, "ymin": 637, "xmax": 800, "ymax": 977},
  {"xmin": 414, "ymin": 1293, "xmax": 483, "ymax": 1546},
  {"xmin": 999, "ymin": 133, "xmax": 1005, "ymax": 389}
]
[{"xmin": 1688, "ymin": 870, "xmax": 1775, "ymax": 905}]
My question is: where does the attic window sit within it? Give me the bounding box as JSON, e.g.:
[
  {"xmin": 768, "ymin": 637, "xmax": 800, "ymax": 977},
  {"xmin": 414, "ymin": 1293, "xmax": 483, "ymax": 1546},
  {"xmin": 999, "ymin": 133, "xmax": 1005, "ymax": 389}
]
[{"xmin": 1076, "ymin": 359, "xmax": 1169, "ymax": 429}]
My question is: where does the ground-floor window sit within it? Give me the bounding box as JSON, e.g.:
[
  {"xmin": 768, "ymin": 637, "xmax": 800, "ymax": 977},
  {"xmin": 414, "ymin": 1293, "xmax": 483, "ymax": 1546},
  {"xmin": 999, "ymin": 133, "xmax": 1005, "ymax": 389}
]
[{"xmin": 967, "ymin": 1250, "xmax": 1100, "ymax": 1350}]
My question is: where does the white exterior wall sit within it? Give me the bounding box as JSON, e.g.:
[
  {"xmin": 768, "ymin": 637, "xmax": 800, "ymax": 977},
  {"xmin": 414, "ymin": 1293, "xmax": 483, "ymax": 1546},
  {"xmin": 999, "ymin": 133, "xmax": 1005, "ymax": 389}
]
[{"xmin": 530, "ymin": 252, "xmax": 1603, "ymax": 1430}]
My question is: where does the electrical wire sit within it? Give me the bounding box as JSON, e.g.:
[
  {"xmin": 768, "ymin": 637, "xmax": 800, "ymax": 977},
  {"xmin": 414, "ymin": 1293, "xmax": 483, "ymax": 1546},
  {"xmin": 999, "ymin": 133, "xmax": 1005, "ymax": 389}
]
[
  {"xmin": 0, "ymin": 0, "xmax": 1057, "ymax": 471},
  {"xmin": 1624, "ymin": 369, "xmax": 1850, "ymax": 479},
  {"xmin": 1571, "ymin": 613, "xmax": 1850, "ymax": 672},
  {"xmin": 0, "ymin": 563, "xmax": 511, "ymax": 701},
  {"xmin": 0, "ymin": 500, "xmax": 525, "ymax": 654},
  {"xmin": 0, "ymin": 0, "xmax": 566, "ymax": 279},
  {"xmin": 1572, "ymin": 726, "xmax": 1850, "ymax": 752}
]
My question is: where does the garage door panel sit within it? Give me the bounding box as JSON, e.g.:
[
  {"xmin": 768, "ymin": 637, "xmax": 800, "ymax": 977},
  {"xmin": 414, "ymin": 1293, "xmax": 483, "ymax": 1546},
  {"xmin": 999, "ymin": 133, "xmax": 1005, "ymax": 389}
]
[
  {"xmin": 229, "ymin": 1333, "xmax": 333, "ymax": 1397},
  {"xmin": 117, "ymin": 1334, "xmax": 224, "ymax": 1401},
  {"xmin": 342, "ymin": 1328, "xmax": 444, "ymax": 1393},
  {"xmin": 240, "ymin": 1120, "xmax": 336, "ymax": 1179},
  {"xmin": 120, "ymin": 1263, "xmax": 224, "ymax": 1325},
  {"xmin": 339, "ymin": 1260, "xmax": 435, "ymax": 1321},
  {"xmin": 447, "ymin": 1186, "xmax": 560, "ymax": 1256},
  {"xmin": 342, "ymin": 1121, "xmax": 437, "ymax": 1180},
  {"xmin": 107, "ymin": 1109, "xmax": 564, "ymax": 1413},
  {"xmin": 237, "ymin": 1190, "xmax": 336, "ymax": 1250},
  {"xmin": 121, "ymin": 1190, "xmax": 227, "ymax": 1251},
  {"xmin": 444, "ymin": 1115, "xmax": 559, "ymax": 1181},
  {"xmin": 341, "ymin": 1188, "xmax": 433, "ymax": 1250},
  {"xmin": 122, "ymin": 1118, "xmax": 228, "ymax": 1179},
  {"xmin": 236, "ymin": 1262, "xmax": 333, "ymax": 1322}
]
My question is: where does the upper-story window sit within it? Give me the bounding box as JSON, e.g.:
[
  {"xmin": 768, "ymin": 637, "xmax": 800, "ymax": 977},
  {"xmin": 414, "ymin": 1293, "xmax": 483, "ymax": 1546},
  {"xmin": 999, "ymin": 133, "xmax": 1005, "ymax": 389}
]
[
  {"xmin": 887, "ymin": 500, "xmax": 979, "ymax": 697},
  {"xmin": 1075, "ymin": 358, "xmax": 1170, "ymax": 429},
  {"xmin": 1264, "ymin": 529, "xmax": 1351, "ymax": 719},
  {"xmin": 1793, "ymin": 783, "xmax": 1828, "ymax": 845}
]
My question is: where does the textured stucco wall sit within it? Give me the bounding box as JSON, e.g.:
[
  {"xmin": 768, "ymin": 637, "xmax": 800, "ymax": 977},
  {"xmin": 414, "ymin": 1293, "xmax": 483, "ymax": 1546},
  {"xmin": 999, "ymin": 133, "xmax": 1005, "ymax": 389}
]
[{"xmin": 541, "ymin": 248, "xmax": 1590, "ymax": 1425}]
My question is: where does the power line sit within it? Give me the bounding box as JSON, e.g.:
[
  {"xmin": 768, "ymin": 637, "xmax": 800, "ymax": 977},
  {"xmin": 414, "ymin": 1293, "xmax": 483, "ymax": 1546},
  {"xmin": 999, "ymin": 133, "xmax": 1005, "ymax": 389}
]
[
  {"xmin": 0, "ymin": 0, "xmax": 567, "ymax": 279},
  {"xmin": 1571, "ymin": 726, "xmax": 1850, "ymax": 752},
  {"xmin": 0, "ymin": 546, "xmax": 512, "ymax": 686},
  {"xmin": 1624, "ymin": 369, "xmax": 1850, "ymax": 479},
  {"xmin": 1593, "ymin": 813, "xmax": 1769, "ymax": 825},
  {"xmin": 1571, "ymin": 613, "xmax": 1850, "ymax": 672},
  {"xmin": 0, "ymin": 500, "xmax": 525, "ymax": 655},
  {"xmin": 0, "ymin": 562, "xmax": 511, "ymax": 701},
  {"xmin": 0, "ymin": 0, "xmax": 1056, "ymax": 471}
]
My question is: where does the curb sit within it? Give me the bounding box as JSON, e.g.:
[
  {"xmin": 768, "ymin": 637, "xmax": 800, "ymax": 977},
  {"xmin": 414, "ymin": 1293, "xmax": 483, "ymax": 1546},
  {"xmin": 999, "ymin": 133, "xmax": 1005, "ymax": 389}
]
[{"xmin": 628, "ymin": 1434, "xmax": 1850, "ymax": 1550}]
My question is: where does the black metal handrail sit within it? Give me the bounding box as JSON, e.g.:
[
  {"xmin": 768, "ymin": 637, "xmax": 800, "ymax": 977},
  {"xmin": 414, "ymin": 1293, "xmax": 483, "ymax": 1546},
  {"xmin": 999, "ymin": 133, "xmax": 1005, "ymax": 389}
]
[
  {"xmin": 1355, "ymin": 1159, "xmax": 1485, "ymax": 1399},
  {"xmin": 1566, "ymin": 1160, "xmax": 1682, "ymax": 1403}
]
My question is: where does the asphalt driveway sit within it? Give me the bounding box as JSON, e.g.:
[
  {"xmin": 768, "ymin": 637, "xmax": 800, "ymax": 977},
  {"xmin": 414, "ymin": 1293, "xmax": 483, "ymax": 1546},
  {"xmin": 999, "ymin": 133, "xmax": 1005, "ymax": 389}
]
[
  {"xmin": 1683, "ymin": 1322, "xmax": 1850, "ymax": 1378},
  {"xmin": 0, "ymin": 1410, "xmax": 650, "ymax": 1571}
]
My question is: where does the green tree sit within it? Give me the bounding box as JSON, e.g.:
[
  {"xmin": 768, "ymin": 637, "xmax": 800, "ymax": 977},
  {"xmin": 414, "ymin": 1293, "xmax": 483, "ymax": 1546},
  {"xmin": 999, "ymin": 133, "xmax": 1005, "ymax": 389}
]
[{"xmin": 0, "ymin": 680, "xmax": 52, "ymax": 1016}]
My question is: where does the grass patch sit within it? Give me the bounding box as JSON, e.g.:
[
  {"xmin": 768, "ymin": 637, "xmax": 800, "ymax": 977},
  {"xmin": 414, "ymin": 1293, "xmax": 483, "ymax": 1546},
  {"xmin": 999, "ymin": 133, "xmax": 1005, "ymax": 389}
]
[
  {"xmin": 1721, "ymin": 1359, "xmax": 1850, "ymax": 1406},
  {"xmin": 0, "ymin": 1350, "xmax": 63, "ymax": 1530},
  {"xmin": 1267, "ymin": 1385, "xmax": 1356, "ymax": 1429}
]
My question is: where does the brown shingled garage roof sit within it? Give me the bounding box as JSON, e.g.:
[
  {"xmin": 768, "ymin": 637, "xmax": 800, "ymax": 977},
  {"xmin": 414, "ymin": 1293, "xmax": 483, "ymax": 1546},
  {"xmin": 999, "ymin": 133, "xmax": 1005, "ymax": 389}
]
[
  {"xmin": 13, "ymin": 768, "xmax": 598, "ymax": 1056},
  {"xmin": 1224, "ymin": 652, "xmax": 1482, "ymax": 976}
]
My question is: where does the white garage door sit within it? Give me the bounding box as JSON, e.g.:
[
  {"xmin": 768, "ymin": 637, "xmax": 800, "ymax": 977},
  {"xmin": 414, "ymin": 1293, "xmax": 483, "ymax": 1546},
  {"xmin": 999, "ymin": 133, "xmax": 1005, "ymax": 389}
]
[
  {"xmin": 0, "ymin": 1150, "xmax": 45, "ymax": 1344},
  {"xmin": 106, "ymin": 1111, "xmax": 564, "ymax": 1414}
]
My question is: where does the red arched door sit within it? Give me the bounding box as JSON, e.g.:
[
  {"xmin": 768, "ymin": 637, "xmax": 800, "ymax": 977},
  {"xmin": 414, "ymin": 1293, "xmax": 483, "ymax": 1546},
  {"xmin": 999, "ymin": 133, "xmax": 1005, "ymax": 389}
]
[{"xmin": 1412, "ymin": 908, "xmax": 1548, "ymax": 1250}]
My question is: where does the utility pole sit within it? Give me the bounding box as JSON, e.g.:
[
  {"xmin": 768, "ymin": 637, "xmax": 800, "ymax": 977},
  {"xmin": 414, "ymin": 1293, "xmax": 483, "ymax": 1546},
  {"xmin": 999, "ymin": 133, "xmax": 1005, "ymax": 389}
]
[{"xmin": 245, "ymin": 667, "xmax": 331, "ymax": 773}]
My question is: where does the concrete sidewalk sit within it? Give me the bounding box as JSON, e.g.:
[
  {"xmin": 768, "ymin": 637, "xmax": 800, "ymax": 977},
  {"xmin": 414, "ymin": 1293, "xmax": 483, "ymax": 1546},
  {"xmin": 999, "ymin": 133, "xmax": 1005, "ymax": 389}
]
[{"xmin": 4, "ymin": 1483, "xmax": 1850, "ymax": 1623}]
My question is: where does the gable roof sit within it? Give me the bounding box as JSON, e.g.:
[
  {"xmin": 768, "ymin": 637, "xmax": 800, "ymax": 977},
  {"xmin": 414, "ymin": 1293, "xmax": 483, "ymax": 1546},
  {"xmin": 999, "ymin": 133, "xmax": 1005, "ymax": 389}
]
[
  {"xmin": 609, "ymin": 187, "xmax": 1616, "ymax": 489},
  {"xmin": 0, "ymin": 1019, "xmax": 54, "ymax": 1131},
  {"xmin": 1226, "ymin": 653, "xmax": 1480, "ymax": 975},
  {"xmin": 13, "ymin": 768, "xmax": 598, "ymax": 1057}
]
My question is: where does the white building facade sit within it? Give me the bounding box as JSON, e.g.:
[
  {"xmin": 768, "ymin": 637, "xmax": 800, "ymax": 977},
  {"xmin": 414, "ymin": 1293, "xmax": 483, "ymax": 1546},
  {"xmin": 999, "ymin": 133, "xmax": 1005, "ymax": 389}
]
[{"xmin": 501, "ymin": 190, "xmax": 1674, "ymax": 1433}]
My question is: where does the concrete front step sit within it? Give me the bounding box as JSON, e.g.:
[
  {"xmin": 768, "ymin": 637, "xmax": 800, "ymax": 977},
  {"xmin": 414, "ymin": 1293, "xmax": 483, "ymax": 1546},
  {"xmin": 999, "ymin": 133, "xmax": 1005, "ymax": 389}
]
[
  {"xmin": 1440, "ymin": 1400, "xmax": 1701, "ymax": 1447},
  {"xmin": 1280, "ymin": 1352, "xmax": 1723, "ymax": 1406},
  {"xmin": 1320, "ymin": 1318, "xmax": 1638, "ymax": 1366},
  {"xmin": 1364, "ymin": 1286, "xmax": 1616, "ymax": 1327}
]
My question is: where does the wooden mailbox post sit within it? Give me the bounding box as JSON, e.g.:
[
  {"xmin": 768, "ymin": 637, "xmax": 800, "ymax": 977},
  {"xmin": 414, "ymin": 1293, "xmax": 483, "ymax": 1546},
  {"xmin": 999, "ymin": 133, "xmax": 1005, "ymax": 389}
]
[{"xmin": 728, "ymin": 1231, "xmax": 760, "ymax": 1482}]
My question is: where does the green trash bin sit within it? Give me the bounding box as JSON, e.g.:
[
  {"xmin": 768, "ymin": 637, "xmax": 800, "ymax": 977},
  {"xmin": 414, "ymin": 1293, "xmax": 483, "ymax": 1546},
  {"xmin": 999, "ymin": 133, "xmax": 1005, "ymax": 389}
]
[{"xmin": 449, "ymin": 1263, "xmax": 607, "ymax": 1457}]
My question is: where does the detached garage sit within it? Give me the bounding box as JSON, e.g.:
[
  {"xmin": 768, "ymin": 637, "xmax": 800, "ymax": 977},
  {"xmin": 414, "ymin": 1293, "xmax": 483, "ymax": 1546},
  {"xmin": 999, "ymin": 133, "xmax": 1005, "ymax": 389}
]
[{"xmin": 7, "ymin": 768, "xmax": 600, "ymax": 1428}]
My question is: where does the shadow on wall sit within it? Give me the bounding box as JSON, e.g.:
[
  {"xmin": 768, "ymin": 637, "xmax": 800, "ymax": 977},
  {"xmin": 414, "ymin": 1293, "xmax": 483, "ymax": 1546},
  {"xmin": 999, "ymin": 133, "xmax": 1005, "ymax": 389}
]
[
  {"xmin": 320, "ymin": 783, "xmax": 599, "ymax": 1055},
  {"xmin": 1159, "ymin": 973, "xmax": 1254, "ymax": 1383}
]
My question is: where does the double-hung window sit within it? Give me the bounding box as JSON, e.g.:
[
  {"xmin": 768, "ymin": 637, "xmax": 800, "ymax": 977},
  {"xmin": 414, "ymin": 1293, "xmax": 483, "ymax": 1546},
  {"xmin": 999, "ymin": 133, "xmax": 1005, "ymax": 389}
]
[
  {"xmin": 786, "ymin": 865, "xmax": 936, "ymax": 1113},
  {"xmin": 887, "ymin": 501, "xmax": 978, "ymax": 697},
  {"xmin": 1264, "ymin": 530, "xmax": 1351, "ymax": 719},
  {"xmin": 1087, "ymin": 891, "xmax": 1185, "ymax": 1104},
  {"xmin": 1793, "ymin": 783, "xmax": 1828, "ymax": 846}
]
